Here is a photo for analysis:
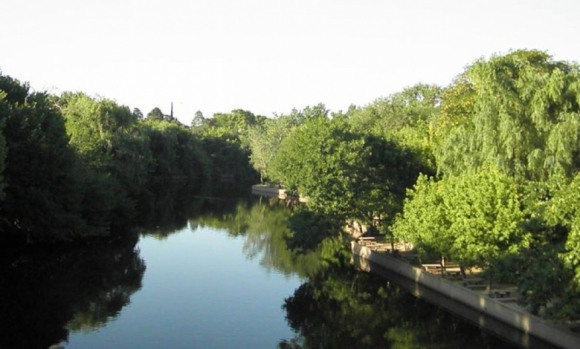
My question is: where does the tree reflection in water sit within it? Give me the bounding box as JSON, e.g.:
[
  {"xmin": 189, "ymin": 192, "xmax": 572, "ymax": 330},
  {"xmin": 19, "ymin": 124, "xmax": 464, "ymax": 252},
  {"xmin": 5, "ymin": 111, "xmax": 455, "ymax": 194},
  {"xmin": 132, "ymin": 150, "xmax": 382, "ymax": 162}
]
[
  {"xmin": 1, "ymin": 194, "xmax": 521, "ymax": 349},
  {"xmin": 192, "ymin": 197, "xmax": 324, "ymax": 279},
  {"xmin": 279, "ymin": 241, "xmax": 520, "ymax": 349},
  {"xmin": 0, "ymin": 235, "xmax": 145, "ymax": 349},
  {"xmin": 192, "ymin": 197, "xmax": 518, "ymax": 348}
]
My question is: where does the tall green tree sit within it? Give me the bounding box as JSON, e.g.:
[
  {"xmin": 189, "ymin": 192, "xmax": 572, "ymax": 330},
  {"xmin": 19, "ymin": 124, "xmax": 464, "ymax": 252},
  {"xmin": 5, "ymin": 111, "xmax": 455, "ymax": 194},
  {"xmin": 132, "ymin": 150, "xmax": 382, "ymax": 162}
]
[
  {"xmin": 146, "ymin": 107, "xmax": 164, "ymax": 121},
  {"xmin": 132, "ymin": 107, "xmax": 143, "ymax": 120},
  {"xmin": 436, "ymin": 50, "xmax": 580, "ymax": 180},
  {"xmin": 192, "ymin": 109, "xmax": 262, "ymax": 187},
  {"xmin": 271, "ymin": 117, "xmax": 363, "ymax": 219},
  {"xmin": 286, "ymin": 103, "xmax": 329, "ymax": 125},
  {"xmin": 200, "ymin": 109, "xmax": 262, "ymax": 141},
  {"xmin": 244, "ymin": 116, "xmax": 297, "ymax": 183},
  {"xmin": 272, "ymin": 117, "xmax": 426, "ymax": 229},
  {"xmin": 191, "ymin": 110, "xmax": 205, "ymax": 128},
  {"xmin": 393, "ymin": 168, "xmax": 527, "ymax": 272},
  {"xmin": 141, "ymin": 119, "xmax": 210, "ymax": 183},
  {"xmin": 57, "ymin": 93, "xmax": 153, "ymax": 231},
  {"xmin": 0, "ymin": 74, "xmax": 87, "ymax": 242},
  {"xmin": 348, "ymin": 84, "xmax": 442, "ymax": 174}
]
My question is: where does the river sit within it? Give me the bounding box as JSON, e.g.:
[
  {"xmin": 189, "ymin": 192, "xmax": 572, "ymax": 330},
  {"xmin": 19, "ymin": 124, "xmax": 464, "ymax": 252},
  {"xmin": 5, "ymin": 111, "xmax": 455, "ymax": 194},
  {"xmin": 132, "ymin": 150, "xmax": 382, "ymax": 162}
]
[{"xmin": 0, "ymin": 194, "xmax": 520, "ymax": 348}]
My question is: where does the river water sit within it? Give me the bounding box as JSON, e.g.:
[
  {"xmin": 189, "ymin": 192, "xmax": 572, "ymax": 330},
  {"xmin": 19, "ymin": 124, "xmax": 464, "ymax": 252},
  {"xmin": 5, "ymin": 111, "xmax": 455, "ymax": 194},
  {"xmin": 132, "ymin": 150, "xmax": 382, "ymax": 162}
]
[
  {"xmin": 1, "ymin": 195, "xmax": 520, "ymax": 349},
  {"xmin": 67, "ymin": 225, "xmax": 301, "ymax": 348}
]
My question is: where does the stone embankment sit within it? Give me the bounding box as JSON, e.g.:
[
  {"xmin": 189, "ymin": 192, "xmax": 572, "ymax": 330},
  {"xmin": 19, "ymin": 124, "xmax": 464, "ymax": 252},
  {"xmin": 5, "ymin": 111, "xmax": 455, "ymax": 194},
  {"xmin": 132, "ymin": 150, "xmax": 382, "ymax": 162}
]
[
  {"xmin": 251, "ymin": 184, "xmax": 308, "ymax": 203},
  {"xmin": 352, "ymin": 239, "xmax": 580, "ymax": 349}
]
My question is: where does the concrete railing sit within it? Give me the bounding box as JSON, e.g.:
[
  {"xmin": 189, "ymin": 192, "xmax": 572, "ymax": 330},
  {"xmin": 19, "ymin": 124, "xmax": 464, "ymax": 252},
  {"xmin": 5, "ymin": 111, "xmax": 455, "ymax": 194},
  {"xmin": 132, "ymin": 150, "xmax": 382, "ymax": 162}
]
[{"xmin": 352, "ymin": 242, "xmax": 580, "ymax": 349}]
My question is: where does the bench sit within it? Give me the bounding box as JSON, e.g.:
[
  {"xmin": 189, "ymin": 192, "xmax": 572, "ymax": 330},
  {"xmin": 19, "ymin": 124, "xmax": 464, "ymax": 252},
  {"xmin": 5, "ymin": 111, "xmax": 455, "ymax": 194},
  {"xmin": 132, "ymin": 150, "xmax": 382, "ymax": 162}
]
[
  {"xmin": 422, "ymin": 264, "xmax": 443, "ymax": 274},
  {"xmin": 422, "ymin": 263, "xmax": 443, "ymax": 268},
  {"xmin": 358, "ymin": 237, "xmax": 376, "ymax": 245}
]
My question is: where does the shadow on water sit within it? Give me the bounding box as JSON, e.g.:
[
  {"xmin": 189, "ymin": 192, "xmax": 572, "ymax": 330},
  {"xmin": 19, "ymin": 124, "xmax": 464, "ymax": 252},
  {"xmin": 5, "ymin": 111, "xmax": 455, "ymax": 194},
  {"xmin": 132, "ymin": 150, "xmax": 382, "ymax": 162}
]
[
  {"xmin": 190, "ymin": 198, "xmax": 522, "ymax": 348},
  {"xmin": 272, "ymin": 228, "xmax": 523, "ymax": 349},
  {"xmin": 0, "ymin": 182, "xmax": 199, "ymax": 349},
  {"xmin": 279, "ymin": 252, "xmax": 521, "ymax": 349},
  {"xmin": 174, "ymin": 195, "xmax": 523, "ymax": 349},
  {"xmin": 190, "ymin": 196, "xmax": 324, "ymax": 279},
  {"xmin": 137, "ymin": 182, "xmax": 249, "ymax": 240},
  {"xmin": 0, "ymin": 188, "xmax": 527, "ymax": 349},
  {"xmin": 0, "ymin": 235, "xmax": 145, "ymax": 349},
  {"xmin": 0, "ymin": 183, "xmax": 258, "ymax": 349}
]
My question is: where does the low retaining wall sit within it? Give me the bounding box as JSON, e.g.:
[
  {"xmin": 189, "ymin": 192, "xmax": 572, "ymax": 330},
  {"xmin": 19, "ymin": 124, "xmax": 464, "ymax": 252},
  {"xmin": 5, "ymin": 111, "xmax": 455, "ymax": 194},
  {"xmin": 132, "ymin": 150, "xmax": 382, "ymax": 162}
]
[
  {"xmin": 352, "ymin": 242, "xmax": 580, "ymax": 349},
  {"xmin": 251, "ymin": 185, "xmax": 308, "ymax": 203}
]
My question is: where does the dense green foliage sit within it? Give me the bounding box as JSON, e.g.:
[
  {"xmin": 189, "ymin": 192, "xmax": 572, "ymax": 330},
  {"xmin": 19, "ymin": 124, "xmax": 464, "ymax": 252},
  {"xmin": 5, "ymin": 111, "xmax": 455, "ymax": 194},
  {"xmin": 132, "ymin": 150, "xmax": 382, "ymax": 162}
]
[
  {"xmin": 191, "ymin": 109, "xmax": 261, "ymax": 185},
  {"xmin": 390, "ymin": 51, "xmax": 580, "ymax": 318},
  {"xmin": 0, "ymin": 74, "xmax": 256, "ymax": 244},
  {"xmin": 272, "ymin": 116, "xmax": 427, "ymax": 232},
  {"xmin": 239, "ymin": 50, "xmax": 580, "ymax": 320},
  {"xmin": 2, "ymin": 49, "xmax": 580, "ymax": 321},
  {"xmin": 394, "ymin": 169, "xmax": 527, "ymax": 268},
  {"xmin": 436, "ymin": 50, "xmax": 580, "ymax": 180},
  {"xmin": 0, "ymin": 76, "xmax": 86, "ymax": 241}
]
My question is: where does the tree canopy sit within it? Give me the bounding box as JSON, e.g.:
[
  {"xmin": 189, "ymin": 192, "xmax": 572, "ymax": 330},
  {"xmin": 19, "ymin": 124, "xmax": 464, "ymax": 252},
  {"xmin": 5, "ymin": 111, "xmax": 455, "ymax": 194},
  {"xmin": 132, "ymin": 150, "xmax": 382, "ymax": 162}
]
[
  {"xmin": 3, "ymin": 49, "xmax": 580, "ymax": 321},
  {"xmin": 436, "ymin": 50, "xmax": 580, "ymax": 180}
]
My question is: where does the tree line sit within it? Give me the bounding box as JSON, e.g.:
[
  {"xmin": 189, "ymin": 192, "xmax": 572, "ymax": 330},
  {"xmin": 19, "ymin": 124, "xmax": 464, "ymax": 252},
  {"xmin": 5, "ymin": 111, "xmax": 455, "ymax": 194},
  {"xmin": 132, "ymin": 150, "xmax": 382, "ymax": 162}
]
[
  {"xmin": 2, "ymin": 49, "xmax": 580, "ymax": 319},
  {"xmin": 242, "ymin": 50, "xmax": 580, "ymax": 320},
  {"xmin": 0, "ymin": 75, "xmax": 259, "ymax": 244}
]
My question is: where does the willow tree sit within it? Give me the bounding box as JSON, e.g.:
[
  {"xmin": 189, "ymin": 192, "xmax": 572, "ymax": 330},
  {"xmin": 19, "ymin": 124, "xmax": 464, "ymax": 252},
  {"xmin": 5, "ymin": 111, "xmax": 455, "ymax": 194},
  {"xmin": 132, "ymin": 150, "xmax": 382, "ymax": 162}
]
[
  {"xmin": 436, "ymin": 50, "xmax": 580, "ymax": 181},
  {"xmin": 244, "ymin": 116, "xmax": 296, "ymax": 184}
]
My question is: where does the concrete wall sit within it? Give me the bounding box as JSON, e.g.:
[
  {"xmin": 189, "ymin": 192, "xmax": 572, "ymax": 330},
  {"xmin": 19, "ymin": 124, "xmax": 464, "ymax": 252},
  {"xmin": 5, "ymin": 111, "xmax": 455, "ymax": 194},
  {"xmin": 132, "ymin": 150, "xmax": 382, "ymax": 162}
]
[
  {"xmin": 251, "ymin": 184, "xmax": 308, "ymax": 202},
  {"xmin": 352, "ymin": 242, "xmax": 580, "ymax": 349}
]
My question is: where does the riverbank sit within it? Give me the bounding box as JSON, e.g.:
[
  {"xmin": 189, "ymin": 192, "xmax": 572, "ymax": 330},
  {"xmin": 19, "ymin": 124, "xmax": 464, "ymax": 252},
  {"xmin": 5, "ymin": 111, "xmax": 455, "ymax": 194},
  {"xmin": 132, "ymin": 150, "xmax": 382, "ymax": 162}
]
[
  {"xmin": 352, "ymin": 241, "xmax": 580, "ymax": 349},
  {"xmin": 251, "ymin": 184, "xmax": 308, "ymax": 203}
]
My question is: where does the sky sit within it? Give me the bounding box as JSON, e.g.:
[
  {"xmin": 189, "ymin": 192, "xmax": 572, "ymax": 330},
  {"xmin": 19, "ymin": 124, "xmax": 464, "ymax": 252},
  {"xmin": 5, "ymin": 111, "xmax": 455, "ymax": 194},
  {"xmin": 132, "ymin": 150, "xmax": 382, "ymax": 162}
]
[{"xmin": 2, "ymin": 0, "xmax": 580, "ymax": 125}]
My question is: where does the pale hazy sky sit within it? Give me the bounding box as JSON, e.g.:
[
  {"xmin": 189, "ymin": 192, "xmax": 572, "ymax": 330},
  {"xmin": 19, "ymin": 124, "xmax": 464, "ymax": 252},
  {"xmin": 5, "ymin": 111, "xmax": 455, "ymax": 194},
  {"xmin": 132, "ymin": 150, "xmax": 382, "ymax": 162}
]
[{"xmin": 2, "ymin": 0, "xmax": 580, "ymax": 124}]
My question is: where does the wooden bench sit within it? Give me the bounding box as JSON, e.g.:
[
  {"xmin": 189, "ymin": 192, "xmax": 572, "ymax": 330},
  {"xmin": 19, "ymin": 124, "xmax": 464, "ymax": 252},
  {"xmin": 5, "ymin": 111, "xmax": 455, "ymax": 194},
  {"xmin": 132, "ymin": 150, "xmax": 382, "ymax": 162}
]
[
  {"xmin": 443, "ymin": 265, "xmax": 461, "ymax": 277},
  {"xmin": 358, "ymin": 237, "xmax": 375, "ymax": 245},
  {"xmin": 422, "ymin": 263, "xmax": 442, "ymax": 268},
  {"xmin": 422, "ymin": 264, "xmax": 443, "ymax": 274}
]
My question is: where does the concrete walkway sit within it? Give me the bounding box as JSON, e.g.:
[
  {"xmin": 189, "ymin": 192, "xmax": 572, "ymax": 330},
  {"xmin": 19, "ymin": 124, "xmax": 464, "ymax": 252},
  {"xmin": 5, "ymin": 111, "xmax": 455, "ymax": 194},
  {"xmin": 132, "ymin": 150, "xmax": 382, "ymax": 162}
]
[{"xmin": 352, "ymin": 239, "xmax": 580, "ymax": 348}]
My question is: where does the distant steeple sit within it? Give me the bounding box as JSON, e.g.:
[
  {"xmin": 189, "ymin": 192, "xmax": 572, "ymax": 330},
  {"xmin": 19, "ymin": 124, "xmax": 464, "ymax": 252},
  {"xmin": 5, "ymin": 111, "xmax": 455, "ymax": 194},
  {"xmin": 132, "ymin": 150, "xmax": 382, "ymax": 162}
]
[{"xmin": 170, "ymin": 102, "xmax": 174, "ymax": 119}]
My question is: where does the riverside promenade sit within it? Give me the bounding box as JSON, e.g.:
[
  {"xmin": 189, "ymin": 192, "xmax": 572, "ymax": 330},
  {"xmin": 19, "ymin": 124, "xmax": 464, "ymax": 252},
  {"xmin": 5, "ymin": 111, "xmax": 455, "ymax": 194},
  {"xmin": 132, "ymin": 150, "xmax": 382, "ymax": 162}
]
[{"xmin": 352, "ymin": 240, "xmax": 580, "ymax": 349}]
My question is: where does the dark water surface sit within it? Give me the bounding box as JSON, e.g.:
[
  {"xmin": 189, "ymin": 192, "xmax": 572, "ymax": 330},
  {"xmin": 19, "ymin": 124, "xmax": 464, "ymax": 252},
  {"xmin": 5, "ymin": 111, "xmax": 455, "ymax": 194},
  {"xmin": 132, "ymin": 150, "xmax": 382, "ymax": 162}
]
[{"xmin": 1, "ymin": 197, "xmax": 520, "ymax": 349}]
